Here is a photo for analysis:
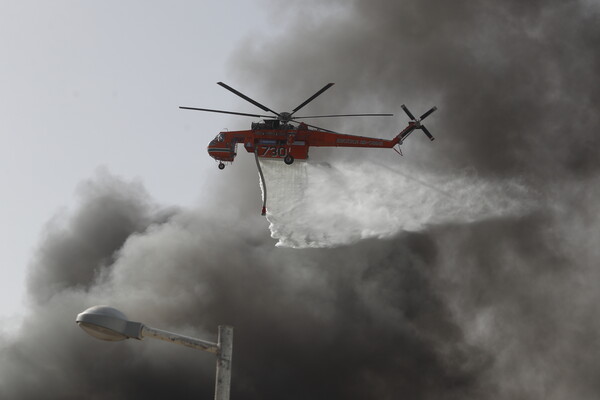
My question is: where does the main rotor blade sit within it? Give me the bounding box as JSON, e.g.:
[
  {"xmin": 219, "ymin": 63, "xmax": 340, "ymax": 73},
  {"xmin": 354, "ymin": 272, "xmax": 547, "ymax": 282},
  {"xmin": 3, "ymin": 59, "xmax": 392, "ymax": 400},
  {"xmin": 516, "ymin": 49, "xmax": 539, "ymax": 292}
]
[
  {"xmin": 298, "ymin": 121, "xmax": 340, "ymax": 134},
  {"xmin": 401, "ymin": 104, "xmax": 416, "ymax": 121},
  {"xmin": 293, "ymin": 113, "xmax": 393, "ymax": 119},
  {"xmin": 291, "ymin": 83, "xmax": 335, "ymax": 114},
  {"xmin": 179, "ymin": 106, "xmax": 272, "ymax": 118},
  {"xmin": 217, "ymin": 82, "xmax": 280, "ymax": 116},
  {"xmin": 419, "ymin": 106, "xmax": 438, "ymax": 121}
]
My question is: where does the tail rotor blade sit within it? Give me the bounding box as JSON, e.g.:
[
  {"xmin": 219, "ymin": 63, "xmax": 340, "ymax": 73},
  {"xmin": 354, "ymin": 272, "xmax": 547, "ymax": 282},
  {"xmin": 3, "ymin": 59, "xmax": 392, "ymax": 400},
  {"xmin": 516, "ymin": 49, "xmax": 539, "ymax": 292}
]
[
  {"xmin": 421, "ymin": 125, "xmax": 435, "ymax": 141},
  {"xmin": 401, "ymin": 104, "xmax": 416, "ymax": 121},
  {"xmin": 419, "ymin": 106, "xmax": 438, "ymax": 121}
]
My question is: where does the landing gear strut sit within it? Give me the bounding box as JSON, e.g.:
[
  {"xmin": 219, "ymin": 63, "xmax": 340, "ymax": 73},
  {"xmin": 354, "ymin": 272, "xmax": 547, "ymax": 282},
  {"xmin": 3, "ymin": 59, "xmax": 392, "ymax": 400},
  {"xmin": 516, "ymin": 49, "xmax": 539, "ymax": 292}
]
[
  {"xmin": 218, "ymin": 162, "xmax": 225, "ymax": 170},
  {"xmin": 284, "ymin": 155, "xmax": 294, "ymax": 165}
]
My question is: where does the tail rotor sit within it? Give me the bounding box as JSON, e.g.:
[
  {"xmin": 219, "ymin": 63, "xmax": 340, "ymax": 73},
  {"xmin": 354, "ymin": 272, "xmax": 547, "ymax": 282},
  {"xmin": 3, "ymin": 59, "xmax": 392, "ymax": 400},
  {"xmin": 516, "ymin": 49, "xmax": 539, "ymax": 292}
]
[{"xmin": 400, "ymin": 104, "xmax": 437, "ymax": 142}]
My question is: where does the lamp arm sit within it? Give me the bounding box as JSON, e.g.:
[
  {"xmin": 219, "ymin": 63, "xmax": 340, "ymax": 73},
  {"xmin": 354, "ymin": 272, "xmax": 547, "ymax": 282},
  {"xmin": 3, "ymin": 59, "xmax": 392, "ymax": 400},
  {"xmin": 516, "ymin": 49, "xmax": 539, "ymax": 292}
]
[{"xmin": 141, "ymin": 325, "xmax": 220, "ymax": 354}]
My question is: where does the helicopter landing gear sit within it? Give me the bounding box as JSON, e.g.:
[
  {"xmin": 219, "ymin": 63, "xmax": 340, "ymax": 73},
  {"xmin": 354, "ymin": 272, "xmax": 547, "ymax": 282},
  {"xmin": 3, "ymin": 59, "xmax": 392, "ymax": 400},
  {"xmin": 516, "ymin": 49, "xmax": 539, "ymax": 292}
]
[
  {"xmin": 284, "ymin": 155, "xmax": 294, "ymax": 165},
  {"xmin": 218, "ymin": 162, "xmax": 225, "ymax": 170}
]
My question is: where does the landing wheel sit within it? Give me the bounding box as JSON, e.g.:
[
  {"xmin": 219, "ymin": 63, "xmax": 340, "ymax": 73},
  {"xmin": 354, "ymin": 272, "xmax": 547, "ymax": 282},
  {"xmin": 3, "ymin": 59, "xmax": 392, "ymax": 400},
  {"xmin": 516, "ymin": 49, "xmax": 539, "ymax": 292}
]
[
  {"xmin": 284, "ymin": 155, "xmax": 294, "ymax": 165},
  {"xmin": 218, "ymin": 162, "xmax": 225, "ymax": 170}
]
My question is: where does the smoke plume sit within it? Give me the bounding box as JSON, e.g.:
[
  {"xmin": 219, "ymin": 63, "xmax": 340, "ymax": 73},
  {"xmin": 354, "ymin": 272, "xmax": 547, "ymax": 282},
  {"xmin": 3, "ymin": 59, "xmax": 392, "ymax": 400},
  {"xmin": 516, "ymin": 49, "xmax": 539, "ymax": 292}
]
[{"xmin": 2, "ymin": 1, "xmax": 600, "ymax": 399}]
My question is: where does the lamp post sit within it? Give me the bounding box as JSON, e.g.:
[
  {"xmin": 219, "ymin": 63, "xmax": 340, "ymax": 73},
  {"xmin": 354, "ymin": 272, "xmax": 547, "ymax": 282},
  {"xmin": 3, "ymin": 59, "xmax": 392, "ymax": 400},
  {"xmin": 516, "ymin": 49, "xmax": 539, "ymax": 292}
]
[{"xmin": 76, "ymin": 305, "xmax": 233, "ymax": 400}]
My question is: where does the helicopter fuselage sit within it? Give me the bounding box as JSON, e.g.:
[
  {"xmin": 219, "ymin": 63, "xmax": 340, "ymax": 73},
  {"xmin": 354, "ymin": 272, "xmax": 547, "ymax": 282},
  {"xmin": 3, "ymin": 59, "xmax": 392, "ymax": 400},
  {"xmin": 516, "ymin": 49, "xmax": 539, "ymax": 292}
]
[{"xmin": 206, "ymin": 122, "xmax": 410, "ymax": 166}]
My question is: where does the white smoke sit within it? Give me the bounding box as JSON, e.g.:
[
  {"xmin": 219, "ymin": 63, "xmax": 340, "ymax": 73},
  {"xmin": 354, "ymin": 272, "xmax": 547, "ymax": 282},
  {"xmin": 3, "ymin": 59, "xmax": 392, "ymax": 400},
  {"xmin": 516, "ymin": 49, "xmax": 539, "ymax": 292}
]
[{"xmin": 260, "ymin": 159, "xmax": 534, "ymax": 248}]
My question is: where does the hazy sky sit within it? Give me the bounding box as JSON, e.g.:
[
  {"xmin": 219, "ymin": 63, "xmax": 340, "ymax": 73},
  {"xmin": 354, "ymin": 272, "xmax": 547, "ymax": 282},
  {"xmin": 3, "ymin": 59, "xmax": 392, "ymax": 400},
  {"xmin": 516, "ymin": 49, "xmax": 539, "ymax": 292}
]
[
  {"xmin": 0, "ymin": 0, "xmax": 274, "ymax": 319},
  {"xmin": 1, "ymin": 1, "xmax": 600, "ymax": 399}
]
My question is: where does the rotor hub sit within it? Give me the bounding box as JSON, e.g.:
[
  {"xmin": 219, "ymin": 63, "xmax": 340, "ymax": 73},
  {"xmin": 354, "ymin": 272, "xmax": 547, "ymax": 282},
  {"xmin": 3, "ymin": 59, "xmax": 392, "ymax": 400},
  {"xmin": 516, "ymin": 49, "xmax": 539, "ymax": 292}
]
[{"xmin": 279, "ymin": 112, "xmax": 292, "ymax": 123}]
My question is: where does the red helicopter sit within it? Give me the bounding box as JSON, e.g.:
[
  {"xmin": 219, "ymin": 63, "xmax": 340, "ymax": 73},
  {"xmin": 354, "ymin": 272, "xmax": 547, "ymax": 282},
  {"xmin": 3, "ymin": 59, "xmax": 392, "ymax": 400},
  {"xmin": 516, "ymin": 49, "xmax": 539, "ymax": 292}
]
[{"xmin": 180, "ymin": 82, "xmax": 437, "ymax": 170}]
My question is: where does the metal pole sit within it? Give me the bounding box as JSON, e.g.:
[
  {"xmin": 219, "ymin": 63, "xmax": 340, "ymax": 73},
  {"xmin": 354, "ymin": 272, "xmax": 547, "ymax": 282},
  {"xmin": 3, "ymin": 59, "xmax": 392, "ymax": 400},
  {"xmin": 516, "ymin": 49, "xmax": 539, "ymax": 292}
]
[{"xmin": 214, "ymin": 325, "xmax": 233, "ymax": 400}]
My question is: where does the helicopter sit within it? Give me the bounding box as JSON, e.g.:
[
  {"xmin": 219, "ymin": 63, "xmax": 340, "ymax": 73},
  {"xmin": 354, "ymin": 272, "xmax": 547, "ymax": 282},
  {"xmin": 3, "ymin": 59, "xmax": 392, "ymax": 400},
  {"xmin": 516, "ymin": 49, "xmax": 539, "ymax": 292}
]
[{"xmin": 180, "ymin": 82, "xmax": 437, "ymax": 170}]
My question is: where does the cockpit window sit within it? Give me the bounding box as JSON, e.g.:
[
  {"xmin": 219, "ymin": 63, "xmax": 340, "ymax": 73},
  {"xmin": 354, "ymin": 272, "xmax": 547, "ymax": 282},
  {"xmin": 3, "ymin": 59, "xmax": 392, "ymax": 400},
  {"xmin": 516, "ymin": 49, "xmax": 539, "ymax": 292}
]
[{"xmin": 215, "ymin": 133, "xmax": 224, "ymax": 142}]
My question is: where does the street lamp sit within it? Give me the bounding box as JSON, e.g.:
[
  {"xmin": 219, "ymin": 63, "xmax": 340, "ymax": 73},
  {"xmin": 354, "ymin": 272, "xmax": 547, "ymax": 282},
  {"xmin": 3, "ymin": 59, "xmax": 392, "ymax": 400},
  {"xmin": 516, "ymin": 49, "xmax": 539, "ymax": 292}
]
[{"xmin": 76, "ymin": 305, "xmax": 233, "ymax": 400}]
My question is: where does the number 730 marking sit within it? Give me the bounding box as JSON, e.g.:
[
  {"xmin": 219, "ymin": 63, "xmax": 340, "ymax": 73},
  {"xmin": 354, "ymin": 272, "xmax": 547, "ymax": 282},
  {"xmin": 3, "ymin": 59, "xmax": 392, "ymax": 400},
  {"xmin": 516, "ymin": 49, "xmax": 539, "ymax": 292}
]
[{"xmin": 261, "ymin": 146, "xmax": 288, "ymax": 158}]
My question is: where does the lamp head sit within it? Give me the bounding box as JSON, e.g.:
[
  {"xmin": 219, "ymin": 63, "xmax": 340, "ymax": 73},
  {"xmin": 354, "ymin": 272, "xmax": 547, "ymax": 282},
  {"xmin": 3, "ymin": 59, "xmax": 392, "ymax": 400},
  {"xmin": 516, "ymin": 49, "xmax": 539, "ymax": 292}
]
[{"xmin": 76, "ymin": 305, "xmax": 143, "ymax": 341}]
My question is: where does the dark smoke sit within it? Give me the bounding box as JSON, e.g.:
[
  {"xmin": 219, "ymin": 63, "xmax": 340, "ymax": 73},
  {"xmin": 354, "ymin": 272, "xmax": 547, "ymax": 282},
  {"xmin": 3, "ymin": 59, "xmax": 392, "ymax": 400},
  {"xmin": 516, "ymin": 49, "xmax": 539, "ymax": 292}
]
[
  {"xmin": 2, "ymin": 1, "xmax": 600, "ymax": 399},
  {"xmin": 234, "ymin": 0, "xmax": 600, "ymax": 181},
  {"xmin": 1, "ymin": 172, "xmax": 491, "ymax": 399},
  {"xmin": 3, "ymin": 172, "xmax": 599, "ymax": 399}
]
